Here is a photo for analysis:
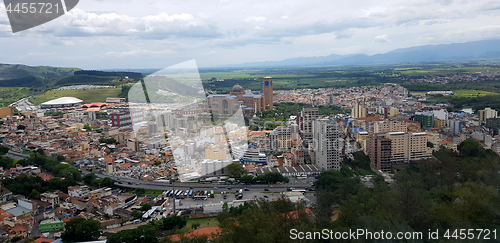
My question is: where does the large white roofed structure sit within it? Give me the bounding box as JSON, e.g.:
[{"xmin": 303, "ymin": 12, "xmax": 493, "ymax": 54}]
[{"xmin": 40, "ymin": 97, "xmax": 83, "ymax": 108}]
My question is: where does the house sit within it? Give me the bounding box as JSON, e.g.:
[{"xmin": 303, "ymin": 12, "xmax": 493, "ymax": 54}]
[
  {"xmin": 9, "ymin": 224, "xmax": 28, "ymax": 240},
  {"xmin": 39, "ymin": 218, "xmax": 64, "ymax": 233}
]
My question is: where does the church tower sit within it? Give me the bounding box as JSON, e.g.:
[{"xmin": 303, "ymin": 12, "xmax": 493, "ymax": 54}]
[{"xmin": 263, "ymin": 77, "xmax": 273, "ymax": 110}]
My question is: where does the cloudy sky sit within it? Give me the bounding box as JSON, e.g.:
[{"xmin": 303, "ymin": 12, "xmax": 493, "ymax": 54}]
[{"xmin": 1, "ymin": 0, "xmax": 500, "ymax": 69}]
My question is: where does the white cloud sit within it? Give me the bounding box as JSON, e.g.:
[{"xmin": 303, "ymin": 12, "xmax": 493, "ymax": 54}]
[
  {"xmin": 244, "ymin": 16, "xmax": 266, "ymax": 22},
  {"xmin": 203, "ymin": 51, "xmax": 217, "ymax": 55},
  {"xmin": 2, "ymin": 0, "xmax": 500, "ymax": 68},
  {"xmin": 374, "ymin": 34, "xmax": 390, "ymax": 42}
]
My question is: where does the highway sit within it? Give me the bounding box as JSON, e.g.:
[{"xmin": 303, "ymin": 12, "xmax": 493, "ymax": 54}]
[{"xmin": 81, "ymin": 170, "xmax": 315, "ymax": 192}]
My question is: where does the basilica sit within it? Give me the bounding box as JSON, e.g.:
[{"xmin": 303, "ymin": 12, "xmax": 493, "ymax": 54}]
[{"xmin": 207, "ymin": 77, "xmax": 274, "ymax": 115}]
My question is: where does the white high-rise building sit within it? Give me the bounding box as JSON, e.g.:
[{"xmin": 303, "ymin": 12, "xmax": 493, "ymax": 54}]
[
  {"xmin": 479, "ymin": 108, "xmax": 497, "ymax": 121},
  {"xmin": 313, "ymin": 119, "xmax": 340, "ymax": 170}
]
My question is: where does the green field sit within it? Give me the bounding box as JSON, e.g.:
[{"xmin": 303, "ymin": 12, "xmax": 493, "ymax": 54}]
[
  {"xmin": 182, "ymin": 217, "xmax": 218, "ymax": 230},
  {"xmin": 452, "ymin": 90, "xmax": 499, "ymax": 97},
  {"xmin": 30, "ymin": 88, "xmax": 122, "ymax": 104}
]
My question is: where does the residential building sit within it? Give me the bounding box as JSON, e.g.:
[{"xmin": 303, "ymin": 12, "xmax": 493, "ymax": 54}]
[
  {"xmin": 351, "ymin": 103, "xmax": 367, "ymax": 118},
  {"xmin": 368, "ymin": 133, "xmax": 392, "ymax": 173},
  {"xmin": 269, "ymin": 126, "xmax": 292, "ymax": 152},
  {"xmin": 373, "ymin": 120, "xmax": 408, "ymax": 133},
  {"xmin": 205, "ymin": 148, "xmax": 229, "ymax": 161},
  {"xmin": 434, "ymin": 119, "xmax": 446, "ymax": 128},
  {"xmin": 312, "ymin": 119, "xmax": 340, "ymax": 170},
  {"xmin": 201, "ymin": 160, "xmax": 230, "ymax": 177},
  {"xmin": 39, "ymin": 218, "xmax": 64, "ymax": 233},
  {"xmin": 479, "ymin": 107, "xmax": 497, "ymax": 121},
  {"xmin": 368, "ymin": 131, "xmax": 432, "ymax": 171},
  {"xmin": 68, "ymin": 185, "xmax": 90, "ymax": 199},
  {"xmin": 414, "ymin": 112, "xmax": 434, "ymax": 128},
  {"xmin": 448, "ymin": 119, "xmax": 462, "ymax": 135},
  {"xmin": 389, "ymin": 107, "xmax": 399, "ymax": 117},
  {"xmin": 298, "ymin": 107, "xmax": 319, "ymax": 146}
]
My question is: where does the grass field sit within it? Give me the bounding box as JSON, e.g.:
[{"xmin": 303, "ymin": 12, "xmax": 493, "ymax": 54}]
[
  {"xmin": 30, "ymin": 88, "xmax": 122, "ymax": 104},
  {"xmin": 181, "ymin": 217, "xmax": 218, "ymax": 230},
  {"xmin": 452, "ymin": 90, "xmax": 499, "ymax": 97}
]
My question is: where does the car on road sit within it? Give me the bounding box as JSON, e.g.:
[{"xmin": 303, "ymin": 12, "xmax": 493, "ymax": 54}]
[
  {"xmin": 264, "ymin": 188, "xmax": 269, "ymax": 191},
  {"xmin": 244, "ymin": 188, "xmax": 249, "ymax": 191},
  {"xmin": 228, "ymin": 187, "xmax": 231, "ymax": 190},
  {"xmin": 128, "ymin": 182, "xmax": 133, "ymax": 185},
  {"xmin": 190, "ymin": 186, "xmax": 193, "ymax": 189},
  {"xmin": 263, "ymin": 195, "xmax": 268, "ymax": 198}
]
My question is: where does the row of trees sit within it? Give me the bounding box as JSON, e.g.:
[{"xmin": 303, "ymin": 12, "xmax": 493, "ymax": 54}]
[
  {"xmin": 240, "ymin": 173, "xmax": 289, "ymax": 184},
  {"xmin": 107, "ymin": 216, "xmax": 187, "ymax": 243},
  {"xmin": 2, "ymin": 174, "xmax": 77, "ymax": 199},
  {"xmin": 82, "ymin": 173, "xmax": 116, "ymax": 188}
]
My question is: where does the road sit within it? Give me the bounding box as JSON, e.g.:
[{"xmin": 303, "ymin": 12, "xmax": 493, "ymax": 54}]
[{"xmin": 82, "ymin": 170, "xmax": 316, "ymax": 191}]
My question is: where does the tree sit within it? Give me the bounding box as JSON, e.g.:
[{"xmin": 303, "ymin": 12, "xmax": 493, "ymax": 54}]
[
  {"xmin": 141, "ymin": 203, "xmax": 152, "ymax": 212},
  {"xmin": 191, "ymin": 222, "xmax": 201, "ymax": 230},
  {"xmin": 240, "ymin": 175, "xmax": 254, "ymax": 184},
  {"xmin": 101, "ymin": 177, "xmax": 115, "ymax": 188},
  {"xmin": 29, "ymin": 189, "xmax": 40, "ymax": 200},
  {"xmin": 0, "ymin": 146, "xmax": 8, "ymax": 155},
  {"xmin": 227, "ymin": 162, "xmax": 247, "ymax": 178},
  {"xmin": 83, "ymin": 124, "xmax": 92, "ymax": 131},
  {"xmin": 83, "ymin": 173, "xmax": 96, "ymax": 185},
  {"xmin": 154, "ymin": 161, "xmax": 161, "ymax": 166},
  {"xmin": 135, "ymin": 188, "xmax": 146, "ymax": 196},
  {"xmin": 106, "ymin": 225, "xmax": 158, "ymax": 243},
  {"xmin": 36, "ymin": 148, "xmax": 45, "ymax": 156},
  {"xmin": 131, "ymin": 210, "xmax": 143, "ymax": 219},
  {"xmin": 61, "ymin": 218, "xmax": 102, "ymax": 242}
]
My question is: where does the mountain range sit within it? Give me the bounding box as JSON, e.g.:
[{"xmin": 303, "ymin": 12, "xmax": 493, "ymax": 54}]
[{"xmin": 220, "ymin": 39, "xmax": 500, "ymax": 68}]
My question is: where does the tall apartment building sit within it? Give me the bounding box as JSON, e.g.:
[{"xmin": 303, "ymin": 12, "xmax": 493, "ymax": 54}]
[
  {"xmin": 389, "ymin": 107, "xmax": 399, "ymax": 117},
  {"xmin": 479, "ymin": 107, "xmax": 498, "ymax": 121},
  {"xmin": 156, "ymin": 112, "xmax": 176, "ymax": 131},
  {"xmin": 368, "ymin": 133, "xmax": 392, "ymax": 173},
  {"xmin": 269, "ymin": 126, "xmax": 292, "ymax": 152},
  {"xmin": 368, "ymin": 132, "xmax": 432, "ymax": 172},
  {"xmin": 373, "ymin": 120, "xmax": 408, "ymax": 133},
  {"xmin": 111, "ymin": 108, "xmax": 144, "ymax": 128},
  {"xmin": 205, "ymin": 148, "xmax": 229, "ymax": 161},
  {"xmin": 414, "ymin": 112, "xmax": 434, "ymax": 128},
  {"xmin": 351, "ymin": 103, "xmax": 367, "ymax": 118},
  {"xmin": 312, "ymin": 119, "xmax": 340, "ymax": 170},
  {"xmin": 434, "ymin": 119, "xmax": 446, "ymax": 128},
  {"xmin": 448, "ymin": 119, "xmax": 462, "ymax": 135},
  {"xmin": 298, "ymin": 107, "xmax": 319, "ymax": 146}
]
